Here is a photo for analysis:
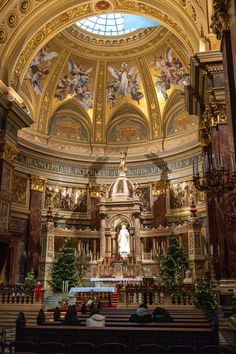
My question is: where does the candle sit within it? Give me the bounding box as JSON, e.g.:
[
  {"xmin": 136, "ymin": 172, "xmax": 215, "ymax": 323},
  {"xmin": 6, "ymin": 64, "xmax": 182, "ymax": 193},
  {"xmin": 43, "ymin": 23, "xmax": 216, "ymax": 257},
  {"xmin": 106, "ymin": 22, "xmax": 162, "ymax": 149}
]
[
  {"xmin": 210, "ymin": 244, "xmax": 213, "ymax": 256},
  {"xmin": 231, "ymin": 155, "xmax": 236, "ymax": 172}
]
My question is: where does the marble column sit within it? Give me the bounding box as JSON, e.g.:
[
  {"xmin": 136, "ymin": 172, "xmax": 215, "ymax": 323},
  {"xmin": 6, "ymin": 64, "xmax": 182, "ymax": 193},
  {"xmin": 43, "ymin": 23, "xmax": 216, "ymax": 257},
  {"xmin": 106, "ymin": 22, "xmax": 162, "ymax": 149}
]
[
  {"xmin": 0, "ymin": 90, "xmax": 33, "ymax": 282},
  {"xmin": 100, "ymin": 213, "xmax": 106, "ymax": 260},
  {"xmin": 28, "ymin": 176, "xmax": 46, "ymax": 277},
  {"xmin": 133, "ymin": 212, "xmax": 141, "ymax": 260}
]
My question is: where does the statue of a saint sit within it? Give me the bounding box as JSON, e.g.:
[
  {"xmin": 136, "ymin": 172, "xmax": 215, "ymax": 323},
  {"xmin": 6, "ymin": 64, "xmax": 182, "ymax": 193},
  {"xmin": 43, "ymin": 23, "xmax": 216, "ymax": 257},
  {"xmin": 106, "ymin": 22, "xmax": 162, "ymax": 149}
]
[
  {"xmin": 119, "ymin": 151, "xmax": 127, "ymax": 173},
  {"xmin": 118, "ymin": 224, "xmax": 130, "ymax": 257}
]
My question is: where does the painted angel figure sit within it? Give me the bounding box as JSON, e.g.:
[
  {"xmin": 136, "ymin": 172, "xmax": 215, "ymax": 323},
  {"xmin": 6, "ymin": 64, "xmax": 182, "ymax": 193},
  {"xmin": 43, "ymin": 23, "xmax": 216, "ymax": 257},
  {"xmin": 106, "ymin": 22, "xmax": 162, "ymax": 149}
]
[
  {"xmin": 152, "ymin": 47, "xmax": 189, "ymax": 100},
  {"xmin": 24, "ymin": 45, "xmax": 59, "ymax": 96},
  {"xmin": 107, "ymin": 62, "xmax": 141, "ymax": 103},
  {"xmin": 67, "ymin": 60, "xmax": 94, "ymax": 94}
]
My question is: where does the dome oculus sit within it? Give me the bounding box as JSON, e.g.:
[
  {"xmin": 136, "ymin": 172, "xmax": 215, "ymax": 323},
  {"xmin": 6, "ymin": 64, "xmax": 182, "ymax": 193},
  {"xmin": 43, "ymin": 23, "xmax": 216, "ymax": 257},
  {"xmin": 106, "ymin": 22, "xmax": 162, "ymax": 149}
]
[{"xmin": 77, "ymin": 13, "xmax": 159, "ymax": 36}]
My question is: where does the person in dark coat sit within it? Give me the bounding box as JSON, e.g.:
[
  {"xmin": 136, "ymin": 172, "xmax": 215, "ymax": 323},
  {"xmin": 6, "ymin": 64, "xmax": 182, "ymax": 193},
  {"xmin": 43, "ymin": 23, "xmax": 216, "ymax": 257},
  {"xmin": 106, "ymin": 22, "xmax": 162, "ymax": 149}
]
[
  {"xmin": 152, "ymin": 307, "xmax": 173, "ymax": 322},
  {"xmin": 129, "ymin": 303, "xmax": 152, "ymax": 323}
]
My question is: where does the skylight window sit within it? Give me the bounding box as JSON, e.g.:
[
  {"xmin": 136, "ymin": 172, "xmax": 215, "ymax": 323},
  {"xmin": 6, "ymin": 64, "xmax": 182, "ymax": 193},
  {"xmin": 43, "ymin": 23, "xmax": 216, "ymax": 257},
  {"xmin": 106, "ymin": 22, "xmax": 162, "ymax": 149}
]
[{"xmin": 77, "ymin": 13, "xmax": 159, "ymax": 36}]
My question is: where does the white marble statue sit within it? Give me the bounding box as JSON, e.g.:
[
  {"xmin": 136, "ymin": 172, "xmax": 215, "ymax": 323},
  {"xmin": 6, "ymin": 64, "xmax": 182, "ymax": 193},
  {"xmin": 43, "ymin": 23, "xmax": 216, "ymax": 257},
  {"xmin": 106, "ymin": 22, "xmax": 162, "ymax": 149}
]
[{"xmin": 118, "ymin": 224, "xmax": 130, "ymax": 257}]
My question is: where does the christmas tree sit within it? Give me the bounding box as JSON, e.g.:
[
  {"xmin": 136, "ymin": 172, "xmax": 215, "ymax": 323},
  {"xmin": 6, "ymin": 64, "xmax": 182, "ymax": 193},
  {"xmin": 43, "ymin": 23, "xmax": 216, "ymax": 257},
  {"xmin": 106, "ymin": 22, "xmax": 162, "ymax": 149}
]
[
  {"xmin": 49, "ymin": 243, "xmax": 78, "ymax": 292},
  {"xmin": 160, "ymin": 232, "xmax": 188, "ymax": 285}
]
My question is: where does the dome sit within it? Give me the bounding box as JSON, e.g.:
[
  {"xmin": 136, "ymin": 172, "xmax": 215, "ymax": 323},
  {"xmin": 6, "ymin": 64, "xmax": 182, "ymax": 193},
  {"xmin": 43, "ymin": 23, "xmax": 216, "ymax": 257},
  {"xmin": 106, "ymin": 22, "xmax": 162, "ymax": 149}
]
[{"xmin": 108, "ymin": 171, "xmax": 134, "ymax": 200}]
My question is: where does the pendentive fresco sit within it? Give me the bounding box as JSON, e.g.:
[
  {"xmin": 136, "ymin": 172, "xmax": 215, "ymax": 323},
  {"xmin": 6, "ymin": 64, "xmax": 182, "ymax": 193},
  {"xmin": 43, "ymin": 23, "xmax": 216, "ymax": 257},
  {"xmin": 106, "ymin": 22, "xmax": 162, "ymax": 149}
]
[
  {"xmin": 150, "ymin": 47, "xmax": 189, "ymax": 101},
  {"xmin": 49, "ymin": 114, "xmax": 89, "ymax": 142},
  {"xmin": 24, "ymin": 45, "xmax": 59, "ymax": 96},
  {"xmin": 107, "ymin": 118, "xmax": 149, "ymax": 143},
  {"xmin": 107, "ymin": 62, "xmax": 143, "ymax": 107},
  {"xmin": 54, "ymin": 58, "xmax": 94, "ymax": 111}
]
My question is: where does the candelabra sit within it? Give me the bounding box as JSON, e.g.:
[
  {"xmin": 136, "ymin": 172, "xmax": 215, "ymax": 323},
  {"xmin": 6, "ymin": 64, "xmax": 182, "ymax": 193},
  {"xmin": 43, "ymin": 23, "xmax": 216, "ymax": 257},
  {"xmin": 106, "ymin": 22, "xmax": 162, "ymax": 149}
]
[{"xmin": 193, "ymin": 154, "xmax": 236, "ymax": 196}]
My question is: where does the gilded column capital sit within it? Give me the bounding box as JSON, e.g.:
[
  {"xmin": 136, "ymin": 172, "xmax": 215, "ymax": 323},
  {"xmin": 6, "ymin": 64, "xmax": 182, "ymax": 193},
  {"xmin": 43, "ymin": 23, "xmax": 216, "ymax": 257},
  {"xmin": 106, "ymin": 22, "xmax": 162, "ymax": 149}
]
[
  {"xmin": 210, "ymin": 102, "xmax": 227, "ymax": 126},
  {"xmin": 30, "ymin": 175, "xmax": 47, "ymax": 192},
  {"xmin": 151, "ymin": 181, "xmax": 169, "ymax": 197},
  {"xmin": 199, "ymin": 103, "xmax": 227, "ymax": 146},
  {"xmin": 0, "ymin": 141, "xmax": 18, "ymax": 165}
]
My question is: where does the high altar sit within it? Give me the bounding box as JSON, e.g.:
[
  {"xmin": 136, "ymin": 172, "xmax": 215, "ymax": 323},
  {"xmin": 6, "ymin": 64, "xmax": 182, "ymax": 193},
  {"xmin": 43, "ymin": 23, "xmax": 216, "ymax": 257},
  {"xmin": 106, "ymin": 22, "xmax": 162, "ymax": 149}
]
[{"xmin": 40, "ymin": 153, "xmax": 206, "ymax": 290}]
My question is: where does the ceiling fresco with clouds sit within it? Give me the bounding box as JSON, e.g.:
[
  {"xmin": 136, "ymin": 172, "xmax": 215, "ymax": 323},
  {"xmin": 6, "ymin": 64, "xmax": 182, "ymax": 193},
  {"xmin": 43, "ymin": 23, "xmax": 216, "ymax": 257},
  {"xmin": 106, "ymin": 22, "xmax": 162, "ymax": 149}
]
[{"xmin": 19, "ymin": 27, "xmax": 193, "ymax": 146}]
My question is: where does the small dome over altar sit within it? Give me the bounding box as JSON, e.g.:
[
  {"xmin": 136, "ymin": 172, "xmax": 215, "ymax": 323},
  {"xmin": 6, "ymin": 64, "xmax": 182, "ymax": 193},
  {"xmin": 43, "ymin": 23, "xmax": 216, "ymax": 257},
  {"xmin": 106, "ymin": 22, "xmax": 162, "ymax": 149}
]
[{"xmin": 108, "ymin": 171, "xmax": 134, "ymax": 200}]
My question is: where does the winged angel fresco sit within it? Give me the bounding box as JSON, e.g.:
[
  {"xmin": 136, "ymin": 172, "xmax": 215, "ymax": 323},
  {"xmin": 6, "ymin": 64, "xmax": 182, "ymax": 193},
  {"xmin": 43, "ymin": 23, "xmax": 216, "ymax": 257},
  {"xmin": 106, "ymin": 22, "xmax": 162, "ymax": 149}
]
[
  {"xmin": 54, "ymin": 60, "xmax": 94, "ymax": 111},
  {"xmin": 151, "ymin": 47, "xmax": 189, "ymax": 100},
  {"xmin": 107, "ymin": 62, "xmax": 144, "ymax": 107},
  {"xmin": 24, "ymin": 45, "xmax": 59, "ymax": 96}
]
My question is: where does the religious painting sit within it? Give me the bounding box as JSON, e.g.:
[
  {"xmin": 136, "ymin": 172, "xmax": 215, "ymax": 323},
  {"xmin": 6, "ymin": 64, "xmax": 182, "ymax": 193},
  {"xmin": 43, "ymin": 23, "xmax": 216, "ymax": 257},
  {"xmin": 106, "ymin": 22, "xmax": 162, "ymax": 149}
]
[
  {"xmin": 24, "ymin": 44, "xmax": 59, "ymax": 96},
  {"xmin": 150, "ymin": 47, "xmax": 189, "ymax": 101},
  {"xmin": 45, "ymin": 184, "xmax": 87, "ymax": 212},
  {"xmin": 107, "ymin": 119, "xmax": 149, "ymax": 144},
  {"xmin": 54, "ymin": 57, "xmax": 95, "ymax": 111},
  {"xmin": 107, "ymin": 62, "xmax": 144, "ymax": 107},
  {"xmin": 49, "ymin": 114, "xmax": 89, "ymax": 142},
  {"xmin": 11, "ymin": 174, "xmax": 28, "ymax": 206},
  {"xmin": 166, "ymin": 113, "xmax": 197, "ymax": 136},
  {"xmin": 169, "ymin": 181, "xmax": 205, "ymax": 209}
]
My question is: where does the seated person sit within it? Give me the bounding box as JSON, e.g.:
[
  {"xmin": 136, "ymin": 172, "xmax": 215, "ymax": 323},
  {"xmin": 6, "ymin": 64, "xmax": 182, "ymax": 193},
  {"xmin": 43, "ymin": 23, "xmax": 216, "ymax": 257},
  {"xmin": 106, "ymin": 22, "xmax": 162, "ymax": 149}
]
[
  {"xmin": 62, "ymin": 306, "xmax": 81, "ymax": 326},
  {"xmin": 152, "ymin": 307, "xmax": 173, "ymax": 322},
  {"xmin": 86, "ymin": 308, "xmax": 105, "ymax": 327},
  {"xmin": 129, "ymin": 303, "xmax": 152, "ymax": 323},
  {"xmin": 81, "ymin": 302, "xmax": 87, "ymax": 314}
]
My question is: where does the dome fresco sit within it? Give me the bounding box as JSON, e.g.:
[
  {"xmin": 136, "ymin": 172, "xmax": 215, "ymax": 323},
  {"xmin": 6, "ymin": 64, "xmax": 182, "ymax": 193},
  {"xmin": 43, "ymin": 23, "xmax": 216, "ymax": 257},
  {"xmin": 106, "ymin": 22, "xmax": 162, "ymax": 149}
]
[{"xmin": 19, "ymin": 12, "xmax": 197, "ymax": 157}]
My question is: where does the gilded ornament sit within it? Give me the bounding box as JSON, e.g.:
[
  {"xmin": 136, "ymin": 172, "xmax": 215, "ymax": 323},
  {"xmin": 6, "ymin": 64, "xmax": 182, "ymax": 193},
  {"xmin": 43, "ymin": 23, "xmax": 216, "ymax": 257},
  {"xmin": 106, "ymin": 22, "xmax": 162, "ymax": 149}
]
[
  {"xmin": 0, "ymin": 27, "xmax": 7, "ymax": 44},
  {"xmin": 151, "ymin": 181, "xmax": 168, "ymax": 197},
  {"xmin": 7, "ymin": 13, "xmax": 18, "ymax": 28},
  {"xmin": 30, "ymin": 176, "xmax": 47, "ymax": 192},
  {"xmin": 210, "ymin": 0, "xmax": 229, "ymax": 40},
  {"xmin": 199, "ymin": 105, "xmax": 212, "ymax": 146},
  {"xmin": 20, "ymin": 0, "xmax": 31, "ymax": 13}
]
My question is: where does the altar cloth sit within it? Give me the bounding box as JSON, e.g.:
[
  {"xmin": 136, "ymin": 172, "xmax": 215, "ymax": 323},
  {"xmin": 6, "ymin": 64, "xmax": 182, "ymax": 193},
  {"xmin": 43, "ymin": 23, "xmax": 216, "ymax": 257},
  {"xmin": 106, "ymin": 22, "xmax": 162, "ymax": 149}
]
[
  {"xmin": 90, "ymin": 277, "xmax": 142, "ymax": 282},
  {"xmin": 69, "ymin": 287, "xmax": 115, "ymax": 294}
]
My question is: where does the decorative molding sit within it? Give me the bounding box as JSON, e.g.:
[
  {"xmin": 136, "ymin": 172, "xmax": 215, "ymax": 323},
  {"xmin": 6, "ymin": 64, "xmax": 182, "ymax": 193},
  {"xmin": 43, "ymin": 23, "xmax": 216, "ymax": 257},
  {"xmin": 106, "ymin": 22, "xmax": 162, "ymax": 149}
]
[
  {"xmin": 138, "ymin": 57, "xmax": 162, "ymax": 139},
  {"xmin": 93, "ymin": 61, "xmax": 106, "ymax": 142}
]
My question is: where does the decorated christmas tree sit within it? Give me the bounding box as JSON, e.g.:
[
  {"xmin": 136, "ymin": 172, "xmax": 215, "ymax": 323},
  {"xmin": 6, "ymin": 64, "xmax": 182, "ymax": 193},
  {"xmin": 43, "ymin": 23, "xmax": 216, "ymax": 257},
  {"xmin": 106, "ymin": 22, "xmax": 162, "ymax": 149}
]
[
  {"xmin": 160, "ymin": 231, "xmax": 188, "ymax": 285},
  {"xmin": 49, "ymin": 243, "xmax": 78, "ymax": 292}
]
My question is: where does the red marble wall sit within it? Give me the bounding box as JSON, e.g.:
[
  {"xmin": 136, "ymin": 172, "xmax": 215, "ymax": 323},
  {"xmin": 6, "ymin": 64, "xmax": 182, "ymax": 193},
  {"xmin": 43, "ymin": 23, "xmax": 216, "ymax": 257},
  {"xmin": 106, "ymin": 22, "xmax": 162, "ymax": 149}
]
[
  {"xmin": 91, "ymin": 197, "xmax": 100, "ymax": 230},
  {"xmin": 28, "ymin": 190, "xmax": 43, "ymax": 277},
  {"xmin": 153, "ymin": 196, "xmax": 167, "ymax": 227}
]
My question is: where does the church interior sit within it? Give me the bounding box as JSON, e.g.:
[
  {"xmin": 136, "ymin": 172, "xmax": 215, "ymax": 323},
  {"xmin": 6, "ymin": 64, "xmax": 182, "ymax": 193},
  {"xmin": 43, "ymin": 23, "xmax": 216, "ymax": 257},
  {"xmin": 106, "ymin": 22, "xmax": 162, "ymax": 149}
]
[{"xmin": 0, "ymin": 0, "xmax": 236, "ymax": 352}]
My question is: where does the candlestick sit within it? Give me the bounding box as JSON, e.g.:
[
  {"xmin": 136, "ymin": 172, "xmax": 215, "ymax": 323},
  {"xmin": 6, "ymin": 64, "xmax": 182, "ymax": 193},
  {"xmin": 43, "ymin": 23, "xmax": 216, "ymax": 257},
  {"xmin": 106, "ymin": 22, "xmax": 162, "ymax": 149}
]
[{"xmin": 210, "ymin": 244, "xmax": 213, "ymax": 256}]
